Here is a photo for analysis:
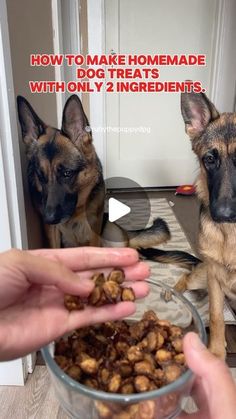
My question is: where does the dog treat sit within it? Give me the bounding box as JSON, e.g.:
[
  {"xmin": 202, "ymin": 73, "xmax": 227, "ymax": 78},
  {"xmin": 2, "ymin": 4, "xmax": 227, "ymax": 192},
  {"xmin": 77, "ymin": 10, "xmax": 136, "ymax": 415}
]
[
  {"xmin": 64, "ymin": 294, "xmax": 84, "ymax": 311},
  {"xmin": 64, "ymin": 269, "xmax": 135, "ymax": 311},
  {"xmin": 121, "ymin": 287, "xmax": 135, "ymax": 302}
]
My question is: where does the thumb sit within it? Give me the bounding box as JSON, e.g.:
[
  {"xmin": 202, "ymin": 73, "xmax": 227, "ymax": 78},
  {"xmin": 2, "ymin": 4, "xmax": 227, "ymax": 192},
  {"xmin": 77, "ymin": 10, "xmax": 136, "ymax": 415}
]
[
  {"xmin": 183, "ymin": 332, "xmax": 235, "ymax": 393},
  {"xmin": 179, "ymin": 334, "xmax": 236, "ymax": 419}
]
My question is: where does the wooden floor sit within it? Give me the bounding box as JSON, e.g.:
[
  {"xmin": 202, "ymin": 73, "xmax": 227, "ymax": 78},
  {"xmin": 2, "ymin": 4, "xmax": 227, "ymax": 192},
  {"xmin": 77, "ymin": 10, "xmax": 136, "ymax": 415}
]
[{"xmin": 0, "ymin": 366, "xmax": 68, "ymax": 419}]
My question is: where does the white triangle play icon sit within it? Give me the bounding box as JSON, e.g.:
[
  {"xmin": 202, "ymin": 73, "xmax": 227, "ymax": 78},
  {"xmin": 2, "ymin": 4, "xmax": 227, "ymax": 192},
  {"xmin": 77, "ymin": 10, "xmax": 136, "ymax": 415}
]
[{"xmin": 108, "ymin": 198, "xmax": 131, "ymax": 222}]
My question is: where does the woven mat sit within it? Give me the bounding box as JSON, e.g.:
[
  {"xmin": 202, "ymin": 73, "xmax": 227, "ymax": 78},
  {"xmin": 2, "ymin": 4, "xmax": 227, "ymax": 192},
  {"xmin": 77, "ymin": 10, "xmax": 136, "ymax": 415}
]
[{"xmin": 115, "ymin": 197, "xmax": 236, "ymax": 325}]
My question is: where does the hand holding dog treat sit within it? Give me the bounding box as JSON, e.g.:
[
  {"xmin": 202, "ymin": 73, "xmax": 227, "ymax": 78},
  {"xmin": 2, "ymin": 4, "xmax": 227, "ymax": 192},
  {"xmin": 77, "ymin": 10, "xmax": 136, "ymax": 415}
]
[
  {"xmin": 64, "ymin": 269, "xmax": 135, "ymax": 311},
  {"xmin": 0, "ymin": 247, "xmax": 149, "ymax": 361}
]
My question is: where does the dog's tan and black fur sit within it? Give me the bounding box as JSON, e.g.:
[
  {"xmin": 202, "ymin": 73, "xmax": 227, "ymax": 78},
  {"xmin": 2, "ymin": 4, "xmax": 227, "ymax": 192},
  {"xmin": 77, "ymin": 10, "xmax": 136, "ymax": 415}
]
[
  {"xmin": 135, "ymin": 91, "xmax": 236, "ymax": 358},
  {"xmin": 175, "ymin": 91, "xmax": 236, "ymax": 359},
  {"xmin": 17, "ymin": 95, "xmax": 105, "ymax": 248}
]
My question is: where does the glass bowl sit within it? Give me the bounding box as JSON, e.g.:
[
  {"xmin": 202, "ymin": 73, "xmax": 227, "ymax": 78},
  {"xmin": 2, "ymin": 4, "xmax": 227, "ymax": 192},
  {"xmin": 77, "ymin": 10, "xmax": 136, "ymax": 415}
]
[{"xmin": 42, "ymin": 279, "xmax": 206, "ymax": 419}]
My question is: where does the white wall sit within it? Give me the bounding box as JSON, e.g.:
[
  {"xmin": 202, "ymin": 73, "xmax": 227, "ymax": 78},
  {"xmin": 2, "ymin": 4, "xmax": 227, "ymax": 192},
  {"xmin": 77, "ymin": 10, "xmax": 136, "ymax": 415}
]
[{"xmin": 211, "ymin": 0, "xmax": 236, "ymax": 112}]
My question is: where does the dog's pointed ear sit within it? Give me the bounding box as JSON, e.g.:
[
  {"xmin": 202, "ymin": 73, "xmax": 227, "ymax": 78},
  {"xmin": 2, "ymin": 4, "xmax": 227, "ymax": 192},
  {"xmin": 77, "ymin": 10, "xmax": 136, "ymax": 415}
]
[
  {"xmin": 17, "ymin": 96, "xmax": 46, "ymax": 144},
  {"xmin": 181, "ymin": 92, "xmax": 219, "ymax": 139},
  {"xmin": 61, "ymin": 95, "xmax": 91, "ymax": 148}
]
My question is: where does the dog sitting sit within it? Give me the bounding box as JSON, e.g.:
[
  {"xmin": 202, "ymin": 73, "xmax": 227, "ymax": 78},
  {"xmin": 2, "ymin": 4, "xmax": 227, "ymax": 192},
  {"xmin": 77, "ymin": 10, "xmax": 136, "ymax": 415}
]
[
  {"xmin": 174, "ymin": 90, "xmax": 236, "ymax": 359},
  {"xmin": 135, "ymin": 91, "xmax": 236, "ymax": 359}
]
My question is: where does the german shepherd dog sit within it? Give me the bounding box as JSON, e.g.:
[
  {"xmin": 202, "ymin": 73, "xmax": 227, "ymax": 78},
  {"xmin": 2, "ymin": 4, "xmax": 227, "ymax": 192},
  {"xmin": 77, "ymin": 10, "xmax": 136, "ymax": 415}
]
[
  {"xmin": 177, "ymin": 90, "xmax": 236, "ymax": 359},
  {"xmin": 17, "ymin": 95, "xmax": 105, "ymax": 248},
  {"xmin": 173, "ymin": 91, "xmax": 236, "ymax": 359},
  {"xmin": 17, "ymin": 94, "xmax": 199, "ymax": 262}
]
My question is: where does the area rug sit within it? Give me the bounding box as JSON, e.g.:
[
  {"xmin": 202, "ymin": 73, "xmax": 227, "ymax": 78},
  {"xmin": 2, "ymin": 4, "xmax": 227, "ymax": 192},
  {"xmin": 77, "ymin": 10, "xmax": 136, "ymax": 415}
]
[{"xmin": 115, "ymin": 197, "xmax": 236, "ymax": 325}]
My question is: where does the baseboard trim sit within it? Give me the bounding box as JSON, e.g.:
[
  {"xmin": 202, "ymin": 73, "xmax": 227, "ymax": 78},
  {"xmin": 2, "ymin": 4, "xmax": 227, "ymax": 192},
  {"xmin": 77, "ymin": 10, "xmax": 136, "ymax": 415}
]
[{"xmin": 107, "ymin": 187, "xmax": 177, "ymax": 194}]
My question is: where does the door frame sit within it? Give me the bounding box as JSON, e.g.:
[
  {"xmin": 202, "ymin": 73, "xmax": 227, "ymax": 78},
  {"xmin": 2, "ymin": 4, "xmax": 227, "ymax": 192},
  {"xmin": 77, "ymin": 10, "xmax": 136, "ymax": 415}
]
[
  {"xmin": 210, "ymin": 0, "xmax": 236, "ymax": 112},
  {"xmin": 51, "ymin": 0, "xmax": 82, "ymax": 126},
  {"xmin": 0, "ymin": 2, "xmax": 28, "ymax": 251},
  {"xmin": 87, "ymin": 0, "xmax": 107, "ymax": 175},
  {"xmin": 52, "ymin": 0, "xmax": 108, "ymax": 174},
  {"xmin": 0, "ymin": 0, "xmax": 34, "ymax": 385},
  {"xmin": 87, "ymin": 0, "xmax": 236, "ymax": 177}
]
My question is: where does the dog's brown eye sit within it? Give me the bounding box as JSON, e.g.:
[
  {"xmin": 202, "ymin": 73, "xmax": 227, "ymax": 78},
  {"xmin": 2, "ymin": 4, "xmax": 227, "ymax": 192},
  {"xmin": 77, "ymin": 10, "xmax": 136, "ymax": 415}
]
[
  {"xmin": 206, "ymin": 155, "xmax": 215, "ymax": 163},
  {"xmin": 204, "ymin": 154, "xmax": 216, "ymax": 165},
  {"xmin": 63, "ymin": 170, "xmax": 74, "ymax": 178}
]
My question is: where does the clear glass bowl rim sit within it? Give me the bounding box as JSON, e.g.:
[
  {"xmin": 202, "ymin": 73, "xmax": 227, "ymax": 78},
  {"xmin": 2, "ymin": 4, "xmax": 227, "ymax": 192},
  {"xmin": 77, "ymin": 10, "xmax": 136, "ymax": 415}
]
[{"xmin": 41, "ymin": 279, "xmax": 207, "ymax": 403}]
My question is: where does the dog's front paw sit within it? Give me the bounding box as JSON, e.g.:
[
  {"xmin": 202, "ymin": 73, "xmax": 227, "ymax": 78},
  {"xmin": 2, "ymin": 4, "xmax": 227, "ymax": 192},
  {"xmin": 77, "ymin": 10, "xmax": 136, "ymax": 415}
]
[{"xmin": 174, "ymin": 274, "xmax": 188, "ymax": 293}]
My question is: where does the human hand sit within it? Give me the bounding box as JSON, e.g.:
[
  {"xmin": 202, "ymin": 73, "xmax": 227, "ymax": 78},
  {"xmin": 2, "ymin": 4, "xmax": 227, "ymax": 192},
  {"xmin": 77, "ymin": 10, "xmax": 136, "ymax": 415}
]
[
  {"xmin": 179, "ymin": 332, "xmax": 236, "ymax": 419},
  {"xmin": 0, "ymin": 247, "xmax": 149, "ymax": 361}
]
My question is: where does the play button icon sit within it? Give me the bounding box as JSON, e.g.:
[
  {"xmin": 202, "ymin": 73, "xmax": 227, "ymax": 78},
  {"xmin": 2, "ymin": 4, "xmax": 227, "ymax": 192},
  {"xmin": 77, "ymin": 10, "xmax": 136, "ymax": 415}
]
[
  {"xmin": 108, "ymin": 198, "xmax": 131, "ymax": 222},
  {"xmin": 86, "ymin": 176, "xmax": 152, "ymax": 245},
  {"xmin": 102, "ymin": 176, "xmax": 152, "ymax": 245}
]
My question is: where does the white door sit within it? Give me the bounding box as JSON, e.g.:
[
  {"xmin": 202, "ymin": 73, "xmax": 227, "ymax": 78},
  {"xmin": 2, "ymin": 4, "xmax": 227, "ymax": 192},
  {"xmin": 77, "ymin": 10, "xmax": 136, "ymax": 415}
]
[{"xmin": 105, "ymin": 0, "xmax": 218, "ymax": 187}]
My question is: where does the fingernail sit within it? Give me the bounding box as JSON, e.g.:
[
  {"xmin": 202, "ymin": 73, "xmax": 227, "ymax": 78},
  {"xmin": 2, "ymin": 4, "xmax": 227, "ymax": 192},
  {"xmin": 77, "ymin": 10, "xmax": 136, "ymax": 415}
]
[{"xmin": 189, "ymin": 332, "xmax": 206, "ymax": 351}]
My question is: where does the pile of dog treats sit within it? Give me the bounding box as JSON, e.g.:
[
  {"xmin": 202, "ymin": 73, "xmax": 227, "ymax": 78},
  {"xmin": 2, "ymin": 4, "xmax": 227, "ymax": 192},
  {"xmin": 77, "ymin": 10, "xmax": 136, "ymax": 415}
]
[
  {"xmin": 55, "ymin": 308, "xmax": 186, "ymax": 394},
  {"xmin": 60, "ymin": 270, "xmax": 187, "ymax": 418},
  {"xmin": 64, "ymin": 269, "xmax": 135, "ymax": 310}
]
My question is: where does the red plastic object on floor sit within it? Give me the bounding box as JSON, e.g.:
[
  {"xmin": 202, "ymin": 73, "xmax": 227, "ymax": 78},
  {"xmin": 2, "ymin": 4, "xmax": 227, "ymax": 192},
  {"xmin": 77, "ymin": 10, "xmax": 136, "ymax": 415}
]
[{"xmin": 175, "ymin": 185, "xmax": 196, "ymax": 195}]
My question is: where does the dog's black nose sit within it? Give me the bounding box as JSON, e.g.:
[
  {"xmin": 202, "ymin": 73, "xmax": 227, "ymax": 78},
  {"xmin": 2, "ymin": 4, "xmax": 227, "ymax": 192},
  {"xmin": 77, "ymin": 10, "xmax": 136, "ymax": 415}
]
[
  {"xmin": 211, "ymin": 199, "xmax": 236, "ymax": 222},
  {"xmin": 44, "ymin": 207, "xmax": 61, "ymax": 224}
]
